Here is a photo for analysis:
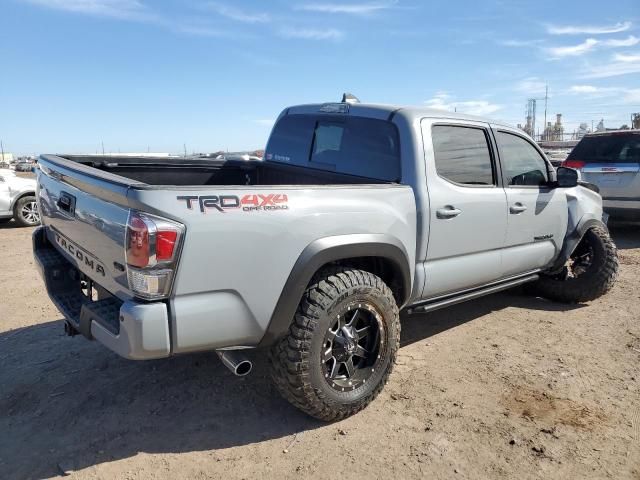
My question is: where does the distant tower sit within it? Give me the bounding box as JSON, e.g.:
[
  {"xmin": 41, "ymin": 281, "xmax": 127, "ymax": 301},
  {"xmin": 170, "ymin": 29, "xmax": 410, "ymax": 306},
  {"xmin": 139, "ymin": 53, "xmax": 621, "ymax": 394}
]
[{"xmin": 525, "ymin": 99, "xmax": 536, "ymax": 138}]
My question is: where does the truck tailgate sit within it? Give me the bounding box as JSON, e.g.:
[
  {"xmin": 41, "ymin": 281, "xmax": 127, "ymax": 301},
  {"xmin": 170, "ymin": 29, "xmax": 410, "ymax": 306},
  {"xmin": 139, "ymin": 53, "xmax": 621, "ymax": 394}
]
[{"xmin": 37, "ymin": 155, "xmax": 134, "ymax": 299}]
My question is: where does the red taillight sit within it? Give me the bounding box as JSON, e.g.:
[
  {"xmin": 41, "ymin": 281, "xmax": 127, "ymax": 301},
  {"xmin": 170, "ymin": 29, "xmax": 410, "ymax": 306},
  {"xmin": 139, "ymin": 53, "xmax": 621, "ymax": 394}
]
[
  {"xmin": 156, "ymin": 230, "xmax": 178, "ymax": 261},
  {"xmin": 562, "ymin": 160, "xmax": 585, "ymax": 169},
  {"xmin": 126, "ymin": 212, "xmax": 183, "ymax": 268},
  {"xmin": 127, "ymin": 214, "xmax": 150, "ymax": 268},
  {"xmin": 125, "ymin": 212, "xmax": 184, "ymax": 299}
]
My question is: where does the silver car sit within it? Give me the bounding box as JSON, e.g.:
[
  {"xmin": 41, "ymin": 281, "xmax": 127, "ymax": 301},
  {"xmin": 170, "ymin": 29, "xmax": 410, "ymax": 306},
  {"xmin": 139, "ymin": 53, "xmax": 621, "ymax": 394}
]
[{"xmin": 564, "ymin": 130, "xmax": 640, "ymax": 220}]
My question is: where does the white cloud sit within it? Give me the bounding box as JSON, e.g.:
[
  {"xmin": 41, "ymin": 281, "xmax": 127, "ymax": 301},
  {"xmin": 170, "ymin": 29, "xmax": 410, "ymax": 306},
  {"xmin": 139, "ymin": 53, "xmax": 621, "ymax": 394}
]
[
  {"xmin": 546, "ymin": 38, "xmax": 598, "ymax": 57},
  {"xmin": 173, "ymin": 24, "xmax": 228, "ymax": 37},
  {"xmin": 279, "ymin": 27, "xmax": 343, "ymax": 40},
  {"xmin": 204, "ymin": 2, "xmax": 269, "ymax": 23},
  {"xmin": 297, "ymin": 1, "xmax": 397, "ymax": 15},
  {"xmin": 24, "ymin": 0, "xmax": 154, "ymax": 21},
  {"xmin": 602, "ymin": 35, "xmax": 640, "ymax": 47},
  {"xmin": 515, "ymin": 77, "xmax": 547, "ymax": 95},
  {"xmin": 569, "ymin": 85, "xmax": 600, "ymax": 94},
  {"xmin": 546, "ymin": 21, "xmax": 631, "ymax": 35},
  {"xmin": 613, "ymin": 52, "xmax": 640, "ymax": 63},
  {"xmin": 567, "ymin": 86, "xmax": 640, "ymax": 105},
  {"xmin": 624, "ymin": 89, "xmax": 640, "ymax": 103},
  {"xmin": 424, "ymin": 92, "xmax": 502, "ymax": 116},
  {"xmin": 583, "ymin": 53, "xmax": 640, "ymax": 78},
  {"xmin": 499, "ymin": 39, "xmax": 542, "ymax": 47}
]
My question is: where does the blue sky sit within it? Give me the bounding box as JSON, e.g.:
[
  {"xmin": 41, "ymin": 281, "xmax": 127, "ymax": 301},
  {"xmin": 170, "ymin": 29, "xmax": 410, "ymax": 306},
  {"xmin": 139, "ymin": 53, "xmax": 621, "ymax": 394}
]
[{"xmin": 1, "ymin": 0, "xmax": 639, "ymax": 155}]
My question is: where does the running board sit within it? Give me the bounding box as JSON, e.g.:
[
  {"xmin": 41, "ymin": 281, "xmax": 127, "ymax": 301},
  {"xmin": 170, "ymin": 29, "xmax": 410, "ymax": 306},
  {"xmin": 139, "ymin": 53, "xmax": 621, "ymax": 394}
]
[{"xmin": 406, "ymin": 274, "xmax": 539, "ymax": 314}]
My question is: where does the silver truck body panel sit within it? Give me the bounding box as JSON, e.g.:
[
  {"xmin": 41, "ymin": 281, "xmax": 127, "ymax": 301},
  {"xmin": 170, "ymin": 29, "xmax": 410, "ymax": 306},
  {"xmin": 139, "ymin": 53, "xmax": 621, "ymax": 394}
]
[{"xmin": 130, "ymin": 185, "xmax": 416, "ymax": 352}]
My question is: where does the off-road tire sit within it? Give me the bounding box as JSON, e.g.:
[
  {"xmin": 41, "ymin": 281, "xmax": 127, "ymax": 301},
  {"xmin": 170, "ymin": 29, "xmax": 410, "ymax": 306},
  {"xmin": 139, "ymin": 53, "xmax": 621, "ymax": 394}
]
[
  {"xmin": 533, "ymin": 226, "xmax": 618, "ymax": 303},
  {"xmin": 13, "ymin": 195, "xmax": 40, "ymax": 227},
  {"xmin": 269, "ymin": 268, "xmax": 400, "ymax": 421}
]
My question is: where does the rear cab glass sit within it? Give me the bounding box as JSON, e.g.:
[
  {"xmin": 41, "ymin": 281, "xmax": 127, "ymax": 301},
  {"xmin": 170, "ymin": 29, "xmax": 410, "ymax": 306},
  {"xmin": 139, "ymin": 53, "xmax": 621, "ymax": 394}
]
[
  {"xmin": 568, "ymin": 133, "xmax": 640, "ymax": 164},
  {"xmin": 265, "ymin": 114, "xmax": 401, "ymax": 182}
]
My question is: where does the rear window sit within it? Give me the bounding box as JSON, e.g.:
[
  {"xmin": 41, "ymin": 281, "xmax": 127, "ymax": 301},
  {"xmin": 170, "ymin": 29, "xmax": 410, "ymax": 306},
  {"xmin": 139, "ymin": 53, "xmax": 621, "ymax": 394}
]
[
  {"xmin": 265, "ymin": 114, "xmax": 401, "ymax": 181},
  {"xmin": 568, "ymin": 133, "xmax": 640, "ymax": 164}
]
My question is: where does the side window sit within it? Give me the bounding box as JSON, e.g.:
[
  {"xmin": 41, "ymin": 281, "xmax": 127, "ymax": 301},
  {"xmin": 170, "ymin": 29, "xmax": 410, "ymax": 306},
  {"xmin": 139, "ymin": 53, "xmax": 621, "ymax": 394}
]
[
  {"xmin": 497, "ymin": 131, "xmax": 549, "ymax": 186},
  {"xmin": 431, "ymin": 125, "xmax": 494, "ymax": 185}
]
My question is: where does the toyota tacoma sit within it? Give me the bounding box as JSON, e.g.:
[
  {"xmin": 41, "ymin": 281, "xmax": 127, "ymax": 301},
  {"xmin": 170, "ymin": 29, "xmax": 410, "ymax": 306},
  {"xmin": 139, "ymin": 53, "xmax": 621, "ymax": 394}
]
[{"xmin": 33, "ymin": 98, "xmax": 618, "ymax": 420}]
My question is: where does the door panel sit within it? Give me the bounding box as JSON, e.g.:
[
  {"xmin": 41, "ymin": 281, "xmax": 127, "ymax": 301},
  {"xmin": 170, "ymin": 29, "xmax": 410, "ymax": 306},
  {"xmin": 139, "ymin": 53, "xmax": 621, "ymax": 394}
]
[
  {"xmin": 495, "ymin": 129, "xmax": 568, "ymax": 274},
  {"xmin": 421, "ymin": 120, "xmax": 508, "ymax": 299},
  {"xmin": 0, "ymin": 176, "xmax": 11, "ymax": 215}
]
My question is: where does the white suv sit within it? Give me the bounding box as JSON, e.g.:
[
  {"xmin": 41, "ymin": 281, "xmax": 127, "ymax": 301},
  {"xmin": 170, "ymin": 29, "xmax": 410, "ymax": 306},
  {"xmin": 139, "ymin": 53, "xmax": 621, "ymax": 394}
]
[{"xmin": 0, "ymin": 169, "xmax": 40, "ymax": 227}]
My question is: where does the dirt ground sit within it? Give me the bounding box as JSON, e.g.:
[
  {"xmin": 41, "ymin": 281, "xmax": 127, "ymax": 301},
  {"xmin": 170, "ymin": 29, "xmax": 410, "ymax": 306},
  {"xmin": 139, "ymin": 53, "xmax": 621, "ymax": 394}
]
[{"xmin": 0, "ymin": 220, "xmax": 638, "ymax": 480}]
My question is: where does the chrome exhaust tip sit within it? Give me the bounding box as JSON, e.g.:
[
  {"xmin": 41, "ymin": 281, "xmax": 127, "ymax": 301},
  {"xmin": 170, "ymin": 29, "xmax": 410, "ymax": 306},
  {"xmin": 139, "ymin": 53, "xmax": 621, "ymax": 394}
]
[{"xmin": 216, "ymin": 350, "xmax": 253, "ymax": 376}]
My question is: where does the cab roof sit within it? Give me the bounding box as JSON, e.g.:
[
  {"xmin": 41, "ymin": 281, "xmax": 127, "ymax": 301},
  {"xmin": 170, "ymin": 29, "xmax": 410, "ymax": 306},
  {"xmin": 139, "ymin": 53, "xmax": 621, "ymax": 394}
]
[{"xmin": 285, "ymin": 102, "xmax": 515, "ymax": 130}]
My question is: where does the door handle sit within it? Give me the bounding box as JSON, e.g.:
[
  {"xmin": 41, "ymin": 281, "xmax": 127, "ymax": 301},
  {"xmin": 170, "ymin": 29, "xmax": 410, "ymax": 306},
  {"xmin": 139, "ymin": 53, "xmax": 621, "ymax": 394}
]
[
  {"xmin": 436, "ymin": 206, "xmax": 462, "ymax": 219},
  {"xmin": 510, "ymin": 203, "xmax": 527, "ymax": 214}
]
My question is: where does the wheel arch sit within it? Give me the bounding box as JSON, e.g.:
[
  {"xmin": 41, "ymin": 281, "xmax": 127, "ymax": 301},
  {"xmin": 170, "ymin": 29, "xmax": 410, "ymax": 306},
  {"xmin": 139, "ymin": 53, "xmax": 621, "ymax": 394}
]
[
  {"xmin": 258, "ymin": 234, "xmax": 412, "ymax": 347},
  {"xmin": 10, "ymin": 190, "xmax": 36, "ymax": 212},
  {"xmin": 550, "ymin": 214, "xmax": 608, "ymax": 271}
]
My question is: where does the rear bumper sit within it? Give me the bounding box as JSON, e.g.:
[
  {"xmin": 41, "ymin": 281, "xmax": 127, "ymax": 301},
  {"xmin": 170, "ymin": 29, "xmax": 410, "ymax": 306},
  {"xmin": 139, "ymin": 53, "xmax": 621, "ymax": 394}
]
[
  {"xmin": 33, "ymin": 227, "xmax": 171, "ymax": 360},
  {"xmin": 602, "ymin": 199, "xmax": 640, "ymax": 220}
]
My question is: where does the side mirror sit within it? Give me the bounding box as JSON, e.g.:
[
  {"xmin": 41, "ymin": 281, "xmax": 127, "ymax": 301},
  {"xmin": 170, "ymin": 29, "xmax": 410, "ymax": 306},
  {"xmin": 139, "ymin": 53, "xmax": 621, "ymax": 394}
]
[{"xmin": 556, "ymin": 166, "xmax": 578, "ymax": 188}]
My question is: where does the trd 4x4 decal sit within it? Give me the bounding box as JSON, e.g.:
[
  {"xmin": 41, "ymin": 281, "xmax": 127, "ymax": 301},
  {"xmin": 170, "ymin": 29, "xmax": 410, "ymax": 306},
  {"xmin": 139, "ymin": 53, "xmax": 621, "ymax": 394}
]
[{"xmin": 177, "ymin": 194, "xmax": 289, "ymax": 213}]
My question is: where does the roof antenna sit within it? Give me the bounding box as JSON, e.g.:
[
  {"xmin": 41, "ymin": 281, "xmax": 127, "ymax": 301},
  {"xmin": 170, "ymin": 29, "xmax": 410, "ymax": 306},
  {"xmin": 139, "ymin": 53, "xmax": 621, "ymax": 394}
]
[{"xmin": 341, "ymin": 93, "xmax": 360, "ymax": 104}]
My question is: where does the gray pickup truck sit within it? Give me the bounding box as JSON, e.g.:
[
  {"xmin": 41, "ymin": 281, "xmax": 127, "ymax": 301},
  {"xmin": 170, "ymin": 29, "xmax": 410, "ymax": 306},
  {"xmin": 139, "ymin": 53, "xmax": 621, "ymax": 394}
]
[{"xmin": 33, "ymin": 99, "xmax": 618, "ymax": 420}]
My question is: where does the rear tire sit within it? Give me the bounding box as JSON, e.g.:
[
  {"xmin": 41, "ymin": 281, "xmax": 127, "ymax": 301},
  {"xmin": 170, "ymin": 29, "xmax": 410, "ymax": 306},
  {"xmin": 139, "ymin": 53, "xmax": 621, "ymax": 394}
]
[
  {"xmin": 532, "ymin": 226, "xmax": 618, "ymax": 303},
  {"xmin": 269, "ymin": 268, "xmax": 400, "ymax": 421},
  {"xmin": 13, "ymin": 196, "xmax": 40, "ymax": 227}
]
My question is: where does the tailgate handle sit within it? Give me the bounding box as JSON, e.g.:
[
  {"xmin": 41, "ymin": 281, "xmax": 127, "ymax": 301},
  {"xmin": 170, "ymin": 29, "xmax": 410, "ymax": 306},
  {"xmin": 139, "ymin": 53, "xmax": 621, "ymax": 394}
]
[{"xmin": 57, "ymin": 192, "xmax": 76, "ymax": 215}]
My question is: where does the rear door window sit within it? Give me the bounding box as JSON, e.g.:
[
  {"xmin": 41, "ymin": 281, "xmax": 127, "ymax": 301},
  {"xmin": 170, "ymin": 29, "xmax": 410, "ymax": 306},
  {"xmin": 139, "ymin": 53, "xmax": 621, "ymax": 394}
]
[
  {"xmin": 431, "ymin": 125, "xmax": 495, "ymax": 186},
  {"xmin": 568, "ymin": 134, "xmax": 640, "ymax": 164},
  {"xmin": 266, "ymin": 114, "xmax": 401, "ymax": 181}
]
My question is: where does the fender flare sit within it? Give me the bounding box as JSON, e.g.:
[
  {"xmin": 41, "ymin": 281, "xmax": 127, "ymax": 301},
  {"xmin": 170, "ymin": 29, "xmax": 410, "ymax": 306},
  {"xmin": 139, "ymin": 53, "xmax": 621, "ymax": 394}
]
[
  {"xmin": 550, "ymin": 215, "xmax": 608, "ymax": 271},
  {"xmin": 257, "ymin": 234, "xmax": 412, "ymax": 347}
]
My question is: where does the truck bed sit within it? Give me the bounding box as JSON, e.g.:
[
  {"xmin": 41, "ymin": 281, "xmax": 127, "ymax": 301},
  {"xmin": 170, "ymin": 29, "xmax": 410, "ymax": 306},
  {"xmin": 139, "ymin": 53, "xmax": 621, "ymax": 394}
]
[
  {"xmin": 35, "ymin": 153, "xmax": 416, "ymax": 355},
  {"xmin": 57, "ymin": 155, "xmax": 394, "ymax": 187}
]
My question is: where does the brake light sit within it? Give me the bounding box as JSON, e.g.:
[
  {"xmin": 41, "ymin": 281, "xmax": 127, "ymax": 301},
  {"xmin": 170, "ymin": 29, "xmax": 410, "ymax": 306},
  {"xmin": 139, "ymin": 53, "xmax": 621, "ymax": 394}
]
[
  {"xmin": 125, "ymin": 212, "xmax": 184, "ymax": 299},
  {"xmin": 156, "ymin": 230, "xmax": 178, "ymax": 261},
  {"xmin": 562, "ymin": 160, "xmax": 585, "ymax": 169}
]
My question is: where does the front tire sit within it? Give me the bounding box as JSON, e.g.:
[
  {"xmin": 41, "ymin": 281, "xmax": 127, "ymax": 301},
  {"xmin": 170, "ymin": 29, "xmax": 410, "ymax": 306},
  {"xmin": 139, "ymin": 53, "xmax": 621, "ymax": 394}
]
[
  {"xmin": 269, "ymin": 268, "xmax": 400, "ymax": 421},
  {"xmin": 13, "ymin": 196, "xmax": 40, "ymax": 227},
  {"xmin": 533, "ymin": 226, "xmax": 618, "ymax": 303}
]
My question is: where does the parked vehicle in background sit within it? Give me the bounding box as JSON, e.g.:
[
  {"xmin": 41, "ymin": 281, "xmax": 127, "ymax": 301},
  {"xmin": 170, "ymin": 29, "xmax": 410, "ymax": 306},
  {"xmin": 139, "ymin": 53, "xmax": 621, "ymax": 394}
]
[
  {"xmin": 0, "ymin": 169, "xmax": 40, "ymax": 226},
  {"xmin": 564, "ymin": 130, "xmax": 640, "ymax": 220},
  {"xmin": 14, "ymin": 161, "xmax": 35, "ymax": 172},
  {"xmin": 33, "ymin": 98, "xmax": 618, "ymax": 421}
]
